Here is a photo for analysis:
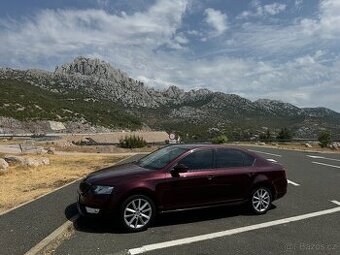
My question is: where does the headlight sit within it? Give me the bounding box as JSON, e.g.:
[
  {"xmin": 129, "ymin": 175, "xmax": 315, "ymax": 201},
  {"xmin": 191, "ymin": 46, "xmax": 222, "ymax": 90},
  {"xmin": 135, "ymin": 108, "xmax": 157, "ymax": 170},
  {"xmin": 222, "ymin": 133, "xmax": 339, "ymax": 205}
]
[{"xmin": 92, "ymin": 185, "xmax": 114, "ymax": 195}]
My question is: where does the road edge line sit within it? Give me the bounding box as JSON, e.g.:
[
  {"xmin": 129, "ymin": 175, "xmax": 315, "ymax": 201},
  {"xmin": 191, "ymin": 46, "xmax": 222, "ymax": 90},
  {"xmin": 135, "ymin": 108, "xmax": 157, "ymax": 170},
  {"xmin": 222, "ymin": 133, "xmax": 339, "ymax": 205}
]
[
  {"xmin": 312, "ymin": 161, "xmax": 340, "ymax": 169},
  {"xmin": 330, "ymin": 200, "xmax": 340, "ymax": 206},
  {"xmin": 287, "ymin": 180, "xmax": 300, "ymax": 186},
  {"xmin": 237, "ymin": 143, "xmax": 340, "ymax": 155},
  {"xmin": 248, "ymin": 149, "xmax": 282, "ymax": 157}
]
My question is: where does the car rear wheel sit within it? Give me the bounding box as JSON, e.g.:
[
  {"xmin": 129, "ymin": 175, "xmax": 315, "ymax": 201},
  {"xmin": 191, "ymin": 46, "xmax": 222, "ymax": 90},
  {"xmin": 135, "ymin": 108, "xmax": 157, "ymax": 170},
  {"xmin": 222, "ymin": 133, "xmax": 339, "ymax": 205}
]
[
  {"xmin": 120, "ymin": 195, "xmax": 155, "ymax": 232},
  {"xmin": 250, "ymin": 187, "xmax": 272, "ymax": 214}
]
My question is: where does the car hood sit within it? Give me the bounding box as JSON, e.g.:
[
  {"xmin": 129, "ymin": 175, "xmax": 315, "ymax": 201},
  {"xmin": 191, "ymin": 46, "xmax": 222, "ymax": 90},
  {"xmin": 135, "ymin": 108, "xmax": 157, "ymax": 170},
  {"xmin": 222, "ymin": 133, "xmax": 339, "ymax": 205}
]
[{"xmin": 85, "ymin": 163, "xmax": 150, "ymax": 184}]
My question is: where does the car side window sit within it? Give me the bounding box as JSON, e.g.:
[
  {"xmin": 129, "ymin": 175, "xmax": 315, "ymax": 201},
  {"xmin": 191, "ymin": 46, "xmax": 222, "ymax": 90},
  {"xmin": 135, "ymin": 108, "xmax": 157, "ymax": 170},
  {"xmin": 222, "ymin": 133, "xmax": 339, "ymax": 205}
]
[
  {"xmin": 215, "ymin": 149, "xmax": 254, "ymax": 168},
  {"xmin": 243, "ymin": 152, "xmax": 255, "ymax": 166},
  {"xmin": 178, "ymin": 149, "xmax": 213, "ymax": 171}
]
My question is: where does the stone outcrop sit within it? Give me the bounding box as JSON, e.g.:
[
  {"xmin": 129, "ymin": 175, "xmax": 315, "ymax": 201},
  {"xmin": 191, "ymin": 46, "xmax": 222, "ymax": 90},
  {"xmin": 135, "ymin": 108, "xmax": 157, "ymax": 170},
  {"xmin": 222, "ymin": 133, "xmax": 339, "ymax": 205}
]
[{"xmin": 0, "ymin": 158, "xmax": 9, "ymax": 174}]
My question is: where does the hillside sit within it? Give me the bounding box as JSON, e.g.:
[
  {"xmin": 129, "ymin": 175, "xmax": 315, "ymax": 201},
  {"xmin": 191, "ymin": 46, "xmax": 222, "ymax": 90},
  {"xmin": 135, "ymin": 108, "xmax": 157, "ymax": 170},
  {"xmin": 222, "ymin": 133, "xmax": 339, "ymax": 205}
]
[
  {"xmin": 1, "ymin": 57, "xmax": 340, "ymax": 140},
  {"xmin": 0, "ymin": 79, "xmax": 141, "ymax": 132}
]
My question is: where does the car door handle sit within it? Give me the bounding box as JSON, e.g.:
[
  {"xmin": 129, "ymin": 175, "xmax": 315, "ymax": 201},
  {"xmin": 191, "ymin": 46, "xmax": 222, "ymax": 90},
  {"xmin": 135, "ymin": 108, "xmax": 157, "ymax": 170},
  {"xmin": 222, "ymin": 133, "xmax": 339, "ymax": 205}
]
[{"xmin": 207, "ymin": 175, "xmax": 214, "ymax": 181}]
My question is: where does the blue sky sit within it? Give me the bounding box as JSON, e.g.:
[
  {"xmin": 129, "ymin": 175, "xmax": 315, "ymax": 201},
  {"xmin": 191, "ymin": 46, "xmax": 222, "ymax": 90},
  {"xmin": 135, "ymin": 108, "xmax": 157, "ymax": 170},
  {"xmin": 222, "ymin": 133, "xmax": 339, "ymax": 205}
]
[{"xmin": 1, "ymin": 0, "xmax": 340, "ymax": 111}]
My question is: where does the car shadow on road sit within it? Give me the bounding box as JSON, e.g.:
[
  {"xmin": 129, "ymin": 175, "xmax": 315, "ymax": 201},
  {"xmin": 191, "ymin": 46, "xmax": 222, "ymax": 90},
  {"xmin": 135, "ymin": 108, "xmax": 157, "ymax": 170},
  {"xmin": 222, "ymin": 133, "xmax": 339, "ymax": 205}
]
[
  {"xmin": 65, "ymin": 203, "xmax": 277, "ymax": 234},
  {"xmin": 65, "ymin": 203, "xmax": 78, "ymax": 220}
]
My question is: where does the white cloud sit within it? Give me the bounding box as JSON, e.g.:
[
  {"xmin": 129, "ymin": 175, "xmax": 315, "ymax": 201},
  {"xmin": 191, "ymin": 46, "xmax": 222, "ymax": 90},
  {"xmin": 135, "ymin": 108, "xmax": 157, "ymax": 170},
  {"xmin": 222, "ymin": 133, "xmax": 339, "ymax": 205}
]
[
  {"xmin": 295, "ymin": 0, "xmax": 304, "ymax": 8},
  {"xmin": 263, "ymin": 3, "xmax": 287, "ymax": 15},
  {"xmin": 231, "ymin": 0, "xmax": 340, "ymax": 59},
  {"xmin": 319, "ymin": 0, "xmax": 340, "ymax": 38},
  {"xmin": 174, "ymin": 33, "xmax": 189, "ymax": 44},
  {"xmin": 0, "ymin": 0, "xmax": 189, "ymax": 60},
  {"xmin": 239, "ymin": 2, "xmax": 286, "ymax": 18},
  {"xmin": 204, "ymin": 8, "xmax": 228, "ymax": 36}
]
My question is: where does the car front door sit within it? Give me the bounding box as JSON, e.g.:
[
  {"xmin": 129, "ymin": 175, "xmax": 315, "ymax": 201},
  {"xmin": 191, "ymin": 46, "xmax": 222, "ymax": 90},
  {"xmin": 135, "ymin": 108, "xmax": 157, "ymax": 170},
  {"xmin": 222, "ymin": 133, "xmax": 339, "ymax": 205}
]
[{"xmin": 159, "ymin": 148, "xmax": 215, "ymax": 210}]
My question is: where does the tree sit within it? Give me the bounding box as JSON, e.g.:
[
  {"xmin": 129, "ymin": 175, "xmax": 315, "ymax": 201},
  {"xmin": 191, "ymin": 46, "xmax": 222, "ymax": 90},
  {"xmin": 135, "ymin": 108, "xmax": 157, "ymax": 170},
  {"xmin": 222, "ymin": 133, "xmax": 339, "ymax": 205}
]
[
  {"xmin": 259, "ymin": 130, "xmax": 272, "ymax": 142},
  {"xmin": 276, "ymin": 128, "xmax": 293, "ymax": 142},
  {"xmin": 211, "ymin": 135, "xmax": 228, "ymax": 144},
  {"xmin": 318, "ymin": 130, "xmax": 332, "ymax": 148}
]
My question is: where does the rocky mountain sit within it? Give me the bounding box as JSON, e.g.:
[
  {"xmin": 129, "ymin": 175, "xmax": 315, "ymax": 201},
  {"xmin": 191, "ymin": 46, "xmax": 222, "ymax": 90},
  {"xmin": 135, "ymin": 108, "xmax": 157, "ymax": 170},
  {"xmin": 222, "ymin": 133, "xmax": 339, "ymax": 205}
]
[{"xmin": 1, "ymin": 57, "xmax": 340, "ymax": 140}]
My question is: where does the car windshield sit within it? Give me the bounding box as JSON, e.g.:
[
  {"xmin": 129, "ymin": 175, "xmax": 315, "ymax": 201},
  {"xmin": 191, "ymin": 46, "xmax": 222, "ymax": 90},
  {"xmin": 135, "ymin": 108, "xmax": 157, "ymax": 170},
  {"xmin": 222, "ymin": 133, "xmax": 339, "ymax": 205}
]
[{"xmin": 137, "ymin": 146, "xmax": 188, "ymax": 170}]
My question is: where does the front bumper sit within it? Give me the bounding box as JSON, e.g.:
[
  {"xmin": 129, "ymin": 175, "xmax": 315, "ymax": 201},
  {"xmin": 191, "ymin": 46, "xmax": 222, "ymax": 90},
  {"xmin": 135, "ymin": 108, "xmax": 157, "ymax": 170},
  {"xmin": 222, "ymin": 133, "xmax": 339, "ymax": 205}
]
[
  {"xmin": 77, "ymin": 200, "xmax": 102, "ymax": 217},
  {"xmin": 77, "ymin": 189, "xmax": 113, "ymax": 217}
]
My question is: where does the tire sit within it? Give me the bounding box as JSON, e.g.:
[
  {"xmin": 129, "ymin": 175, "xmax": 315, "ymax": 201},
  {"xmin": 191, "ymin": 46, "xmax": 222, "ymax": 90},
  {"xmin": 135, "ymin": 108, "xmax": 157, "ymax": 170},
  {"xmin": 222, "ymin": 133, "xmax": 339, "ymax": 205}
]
[
  {"xmin": 249, "ymin": 187, "xmax": 272, "ymax": 215},
  {"xmin": 120, "ymin": 194, "xmax": 155, "ymax": 232}
]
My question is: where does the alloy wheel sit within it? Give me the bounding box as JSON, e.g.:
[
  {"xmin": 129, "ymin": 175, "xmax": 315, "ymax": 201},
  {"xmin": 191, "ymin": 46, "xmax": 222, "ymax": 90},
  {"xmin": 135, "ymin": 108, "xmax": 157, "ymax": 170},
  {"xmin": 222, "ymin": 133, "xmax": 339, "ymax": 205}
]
[
  {"xmin": 123, "ymin": 198, "xmax": 152, "ymax": 230},
  {"xmin": 252, "ymin": 188, "xmax": 271, "ymax": 213}
]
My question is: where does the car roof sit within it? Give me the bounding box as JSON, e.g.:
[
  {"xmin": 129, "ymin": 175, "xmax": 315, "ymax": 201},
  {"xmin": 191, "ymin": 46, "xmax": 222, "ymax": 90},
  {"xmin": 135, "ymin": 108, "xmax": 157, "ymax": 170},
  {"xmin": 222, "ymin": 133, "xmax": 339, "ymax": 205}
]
[{"xmin": 169, "ymin": 144, "xmax": 250, "ymax": 152}]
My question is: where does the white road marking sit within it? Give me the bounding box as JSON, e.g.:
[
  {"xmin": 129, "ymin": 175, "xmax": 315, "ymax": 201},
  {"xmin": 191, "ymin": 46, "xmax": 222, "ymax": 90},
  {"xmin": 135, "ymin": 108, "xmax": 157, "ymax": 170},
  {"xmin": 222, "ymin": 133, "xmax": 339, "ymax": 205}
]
[
  {"xmin": 249, "ymin": 150, "xmax": 282, "ymax": 157},
  {"xmin": 307, "ymin": 155, "xmax": 340, "ymax": 162},
  {"xmin": 330, "ymin": 200, "xmax": 340, "ymax": 206},
  {"xmin": 312, "ymin": 161, "xmax": 340, "ymax": 169},
  {"xmin": 266, "ymin": 158, "xmax": 278, "ymax": 163},
  {"xmin": 287, "ymin": 180, "xmax": 300, "ymax": 186},
  {"xmin": 128, "ymin": 205, "xmax": 340, "ymax": 255}
]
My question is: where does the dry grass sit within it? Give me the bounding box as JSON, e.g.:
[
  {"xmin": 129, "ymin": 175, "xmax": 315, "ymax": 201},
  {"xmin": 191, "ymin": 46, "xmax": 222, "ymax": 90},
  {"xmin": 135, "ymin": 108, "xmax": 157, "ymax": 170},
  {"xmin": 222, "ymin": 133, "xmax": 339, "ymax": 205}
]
[
  {"xmin": 0, "ymin": 154, "xmax": 125, "ymax": 213},
  {"xmin": 0, "ymin": 139, "xmax": 24, "ymax": 145},
  {"xmin": 51, "ymin": 144, "xmax": 159, "ymax": 154}
]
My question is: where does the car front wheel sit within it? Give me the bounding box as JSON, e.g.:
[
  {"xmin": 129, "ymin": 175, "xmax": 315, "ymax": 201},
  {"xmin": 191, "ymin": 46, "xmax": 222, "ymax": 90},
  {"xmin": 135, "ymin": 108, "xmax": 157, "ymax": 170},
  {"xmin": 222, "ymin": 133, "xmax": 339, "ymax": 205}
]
[
  {"xmin": 120, "ymin": 195, "xmax": 155, "ymax": 232},
  {"xmin": 250, "ymin": 187, "xmax": 272, "ymax": 214}
]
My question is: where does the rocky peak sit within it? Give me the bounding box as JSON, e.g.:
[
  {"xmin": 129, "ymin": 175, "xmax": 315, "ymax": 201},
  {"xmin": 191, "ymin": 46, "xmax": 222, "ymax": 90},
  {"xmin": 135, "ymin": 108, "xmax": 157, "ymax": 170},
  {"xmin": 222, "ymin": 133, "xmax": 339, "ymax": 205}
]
[
  {"xmin": 54, "ymin": 57, "xmax": 126, "ymax": 80},
  {"xmin": 194, "ymin": 88, "xmax": 212, "ymax": 96},
  {"xmin": 254, "ymin": 98, "xmax": 301, "ymax": 116},
  {"xmin": 255, "ymin": 99, "xmax": 299, "ymax": 110},
  {"xmin": 303, "ymin": 107, "xmax": 338, "ymax": 117},
  {"xmin": 163, "ymin": 85, "xmax": 185, "ymax": 98}
]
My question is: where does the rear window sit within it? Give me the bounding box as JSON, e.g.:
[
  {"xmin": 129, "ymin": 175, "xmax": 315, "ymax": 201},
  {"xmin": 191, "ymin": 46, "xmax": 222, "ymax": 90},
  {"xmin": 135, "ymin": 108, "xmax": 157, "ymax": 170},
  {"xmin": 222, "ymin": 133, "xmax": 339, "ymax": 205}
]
[{"xmin": 215, "ymin": 149, "xmax": 255, "ymax": 168}]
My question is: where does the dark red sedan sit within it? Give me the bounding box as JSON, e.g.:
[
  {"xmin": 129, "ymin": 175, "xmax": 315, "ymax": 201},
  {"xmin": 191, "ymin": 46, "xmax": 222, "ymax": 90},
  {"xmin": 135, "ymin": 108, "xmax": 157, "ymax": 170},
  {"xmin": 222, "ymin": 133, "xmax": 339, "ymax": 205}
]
[{"xmin": 78, "ymin": 144, "xmax": 287, "ymax": 232}]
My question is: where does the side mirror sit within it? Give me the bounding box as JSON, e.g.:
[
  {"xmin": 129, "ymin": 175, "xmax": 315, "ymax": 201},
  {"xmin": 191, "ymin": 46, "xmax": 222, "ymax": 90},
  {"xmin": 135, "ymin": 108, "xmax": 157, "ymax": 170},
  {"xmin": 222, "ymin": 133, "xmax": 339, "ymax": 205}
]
[{"xmin": 171, "ymin": 163, "xmax": 189, "ymax": 176}]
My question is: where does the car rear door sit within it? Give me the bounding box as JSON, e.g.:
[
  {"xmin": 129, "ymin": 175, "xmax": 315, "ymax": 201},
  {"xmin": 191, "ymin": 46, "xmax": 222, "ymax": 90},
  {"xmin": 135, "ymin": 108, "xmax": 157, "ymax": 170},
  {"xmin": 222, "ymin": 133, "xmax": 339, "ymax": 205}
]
[{"xmin": 208, "ymin": 149, "xmax": 255, "ymax": 203}]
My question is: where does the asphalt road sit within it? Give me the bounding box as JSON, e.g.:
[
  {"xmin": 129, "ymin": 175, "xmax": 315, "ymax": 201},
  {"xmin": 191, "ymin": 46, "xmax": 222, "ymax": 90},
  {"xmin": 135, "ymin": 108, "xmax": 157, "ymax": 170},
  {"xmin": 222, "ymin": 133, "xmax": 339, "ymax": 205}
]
[
  {"xmin": 53, "ymin": 146, "xmax": 340, "ymax": 255},
  {"xmin": 0, "ymin": 154, "xmax": 143, "ymax": 255}
]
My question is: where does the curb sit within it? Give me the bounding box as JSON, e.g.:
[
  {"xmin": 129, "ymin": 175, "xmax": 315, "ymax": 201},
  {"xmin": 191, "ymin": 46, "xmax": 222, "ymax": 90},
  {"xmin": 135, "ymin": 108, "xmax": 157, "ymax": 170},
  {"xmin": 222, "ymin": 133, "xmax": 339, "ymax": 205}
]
[{"xmin": 24, "ymin": 215, "xmax": 79, "ymax": 255}]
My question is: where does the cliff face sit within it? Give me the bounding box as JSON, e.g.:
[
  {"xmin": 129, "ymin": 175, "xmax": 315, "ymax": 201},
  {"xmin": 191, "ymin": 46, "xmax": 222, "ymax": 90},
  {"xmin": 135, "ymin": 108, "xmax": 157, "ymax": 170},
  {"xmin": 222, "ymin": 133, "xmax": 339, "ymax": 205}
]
[{"xmin": 1, "ymin": 57, "xmax": 340, "ymax": 139}]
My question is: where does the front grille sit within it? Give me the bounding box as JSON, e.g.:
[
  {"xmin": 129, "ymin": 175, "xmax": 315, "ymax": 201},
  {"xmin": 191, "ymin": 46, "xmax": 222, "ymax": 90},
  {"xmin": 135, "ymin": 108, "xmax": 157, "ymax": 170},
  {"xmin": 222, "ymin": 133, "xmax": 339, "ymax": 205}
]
[{"xmin": 79, "ymin": 180, "xmax": 91, "ymax": 194}]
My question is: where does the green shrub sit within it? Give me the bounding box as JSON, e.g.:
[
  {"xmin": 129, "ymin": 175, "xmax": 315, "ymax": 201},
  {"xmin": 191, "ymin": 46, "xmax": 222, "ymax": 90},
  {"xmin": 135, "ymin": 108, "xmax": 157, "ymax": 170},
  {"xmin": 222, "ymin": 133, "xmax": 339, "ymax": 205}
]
[
  {"xmin": 211, "ymin": 135, "xmax": 228, "ymax": 144},
  {"xmin": 119, "ymin": 135, "xmax": 147, "ymax": 148},
  {"xmin": 318, "ymin": 131, "xmax": 332, "ymax": 148},
  {"xmin": 276, "ymin": 128, "xmax": 293, "ymax": 142},
  {"xmin": 259, "ymin": 130, "xmax": 272, "ymax": 142}
]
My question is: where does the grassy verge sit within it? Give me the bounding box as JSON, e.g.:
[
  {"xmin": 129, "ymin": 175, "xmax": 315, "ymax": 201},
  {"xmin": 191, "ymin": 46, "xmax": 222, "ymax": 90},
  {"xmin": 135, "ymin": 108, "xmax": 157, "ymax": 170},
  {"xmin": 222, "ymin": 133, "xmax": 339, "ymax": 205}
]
[{"xmin": 0, "ymin": 154, "xmax": 125, "ymax": 213}]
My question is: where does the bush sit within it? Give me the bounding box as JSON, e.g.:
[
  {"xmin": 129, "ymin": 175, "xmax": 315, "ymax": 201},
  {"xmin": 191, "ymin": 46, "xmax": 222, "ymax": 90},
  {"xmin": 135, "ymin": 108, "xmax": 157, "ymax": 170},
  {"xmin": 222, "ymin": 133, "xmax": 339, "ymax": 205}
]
[
  {"xmin": 211, "ymin": 135, "xmax": 228, "ymax": 144},
  {"xmin": 259, "ymin": 130, "xmax": 272, "ymax": 142},
  {"xmin": 318, "ymin": 131, "xmax": 332, "ymax": 148},
  {"xmin": 119, "ymin": 135, "xmax": 147, "ymax": 148},
  {"xmin": 276, "ymin": 128, "xmax": 293, "ymax": 142}
]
